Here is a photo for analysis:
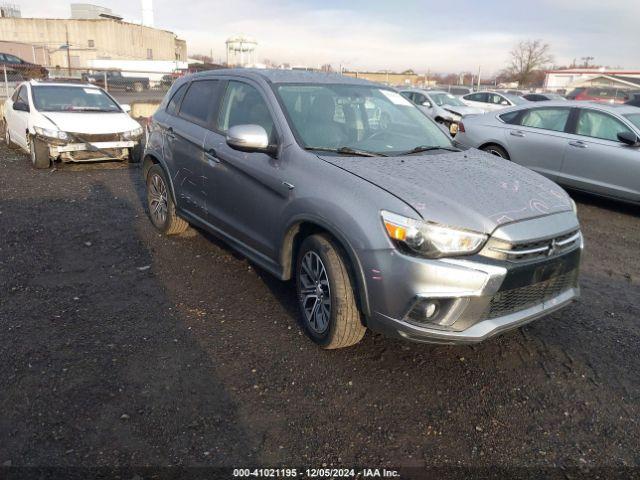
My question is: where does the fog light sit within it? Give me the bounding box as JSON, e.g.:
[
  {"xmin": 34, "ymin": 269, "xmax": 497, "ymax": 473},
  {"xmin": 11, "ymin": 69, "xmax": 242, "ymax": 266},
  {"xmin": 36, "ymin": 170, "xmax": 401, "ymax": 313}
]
[{"xmin": 424, "ymin": 301, "xmax": 439, "ymax": 319}]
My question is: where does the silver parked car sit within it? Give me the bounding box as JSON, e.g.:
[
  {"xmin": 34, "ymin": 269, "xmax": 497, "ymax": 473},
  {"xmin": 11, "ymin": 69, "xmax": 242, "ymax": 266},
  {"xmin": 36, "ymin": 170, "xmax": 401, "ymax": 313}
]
[
  {"xmin": 461, "ymin": 91, "xmax": 529, "ymax": 112},
  {"xmin": 143, "ymin": 69, "xmax": 582, "ymax": 349},
  {"xmin": 399, "ymin": 88, "xmax": 483, "ymax": 134},
  {"xmin": 455, "ymin": 101, "xmax": 640, "ymax": 203}
]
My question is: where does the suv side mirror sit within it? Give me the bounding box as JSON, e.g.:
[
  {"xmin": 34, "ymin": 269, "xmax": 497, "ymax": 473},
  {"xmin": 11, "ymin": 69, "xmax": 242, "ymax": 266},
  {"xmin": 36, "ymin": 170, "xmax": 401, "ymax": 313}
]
[
  {"xmin": 618, "ymin": 131, "xmax": 639, "ymax": 146},
  {"xmin": 226, "ymin": 124, "xmax": 276, "ymax": 154},
  {"xmin": 13, "ymin": 101, "xmax": 29, "ymax": 112},
  {"xmin": 121, "ymin": 103, "xmax": 131, "ymax": 114}
]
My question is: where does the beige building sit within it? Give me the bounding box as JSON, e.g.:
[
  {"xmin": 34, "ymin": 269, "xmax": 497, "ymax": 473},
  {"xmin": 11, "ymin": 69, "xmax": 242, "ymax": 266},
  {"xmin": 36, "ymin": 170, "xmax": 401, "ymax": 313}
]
[
  {"xmin": 0, "ymin": 17, "xmax": 187, "ymax": 68},
  {"xmin": 343, "ymin": 70, "xmax": 421, "ymax": 86}
]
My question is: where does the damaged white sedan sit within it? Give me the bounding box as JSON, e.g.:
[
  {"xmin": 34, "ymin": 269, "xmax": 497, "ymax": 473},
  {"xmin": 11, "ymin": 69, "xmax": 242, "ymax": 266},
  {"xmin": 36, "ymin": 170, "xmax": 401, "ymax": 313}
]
[{"xmin": 3, "ymin": 80, "xmax": 143, "ymax": 168}]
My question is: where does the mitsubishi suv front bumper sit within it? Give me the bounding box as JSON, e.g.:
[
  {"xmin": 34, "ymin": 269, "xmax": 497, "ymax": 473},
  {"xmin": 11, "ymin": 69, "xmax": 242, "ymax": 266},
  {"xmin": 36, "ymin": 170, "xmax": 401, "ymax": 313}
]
[{"xmin": 365, "ymin": 211, "xmax": 582, "ymax": 344}]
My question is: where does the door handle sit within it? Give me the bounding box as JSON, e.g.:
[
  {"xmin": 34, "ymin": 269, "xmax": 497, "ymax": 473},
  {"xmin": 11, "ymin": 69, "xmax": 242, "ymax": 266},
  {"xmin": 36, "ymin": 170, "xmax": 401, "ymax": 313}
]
[
  {"xmin": 205, "ymin": 148, "xmax": 220, "ymax": 163},
  {"xmin": 165, "ymin": 127, "xmax": 176, "ymax": 140},
  {"xmin": 569, "ymin": 141, "xmax": 587, "ymax": 148},
  {"xmin": 510, "ymin": 130, "xmax": 525, "ymax": 137}
]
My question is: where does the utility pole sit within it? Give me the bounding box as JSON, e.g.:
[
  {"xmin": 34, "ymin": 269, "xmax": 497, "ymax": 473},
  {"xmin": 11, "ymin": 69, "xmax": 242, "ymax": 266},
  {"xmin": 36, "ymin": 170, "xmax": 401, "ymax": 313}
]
[
  {"xmin": 581, "ymin": 56, "xmax": 594, "ymax": 68},
  {"xmin": 476, "ymin": 65, "xmax": 481, "ymax": 90},
  {"xmin": 65, "ymin": 25, "xmax": 71, "ymax": 75}
]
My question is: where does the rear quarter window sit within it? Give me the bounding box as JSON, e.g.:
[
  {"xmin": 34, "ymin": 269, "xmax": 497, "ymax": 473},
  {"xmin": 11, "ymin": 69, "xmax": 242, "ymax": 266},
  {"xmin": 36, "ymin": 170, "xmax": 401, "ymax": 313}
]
[{"xmin": 499, "ymin": 110, "xmax": 520, "ymax": 124}]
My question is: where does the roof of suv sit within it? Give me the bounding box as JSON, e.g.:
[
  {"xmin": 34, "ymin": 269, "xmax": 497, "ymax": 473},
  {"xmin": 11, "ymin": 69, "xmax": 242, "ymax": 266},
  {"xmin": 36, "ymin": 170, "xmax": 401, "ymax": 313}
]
[{"xmin": 190, "ymin": 68, "xmax": 379, "ymax": 86}]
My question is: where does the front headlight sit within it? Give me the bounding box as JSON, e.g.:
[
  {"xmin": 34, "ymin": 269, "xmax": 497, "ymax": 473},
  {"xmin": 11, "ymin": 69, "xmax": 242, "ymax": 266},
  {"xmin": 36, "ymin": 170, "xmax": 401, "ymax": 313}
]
[
  {"xmin": 34, "ymin": 126, "xmax": 68, "ymax": 141},
  {"xmin": 122, "ymin": 127, "xmax": 143, "ymax": 140},
  {"xmin": 381, "ymin": 210, "xmax": 487, "ymax": 258}
]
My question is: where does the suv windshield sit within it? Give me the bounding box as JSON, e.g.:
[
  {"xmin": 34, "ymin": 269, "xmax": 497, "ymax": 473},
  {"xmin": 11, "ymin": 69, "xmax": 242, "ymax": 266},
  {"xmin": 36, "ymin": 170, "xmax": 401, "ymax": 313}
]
[
  {"xmin": 275, "ymin": 84, "xmax": 452, "ymax": 155},
  {"xmin": 32, "ymin": 85, "xmax": 121, "ymax": 112},
  {"xmin": 429, "ymin": 92, "xmax": 466, "ymax": 107}
]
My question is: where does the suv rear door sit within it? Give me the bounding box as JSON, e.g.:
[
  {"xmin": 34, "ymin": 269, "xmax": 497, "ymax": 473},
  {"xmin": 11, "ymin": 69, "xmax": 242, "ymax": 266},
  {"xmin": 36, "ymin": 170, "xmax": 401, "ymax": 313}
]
[{"xmin": 164, "ymin": 79, "xmax": 222, "ymax": 220}]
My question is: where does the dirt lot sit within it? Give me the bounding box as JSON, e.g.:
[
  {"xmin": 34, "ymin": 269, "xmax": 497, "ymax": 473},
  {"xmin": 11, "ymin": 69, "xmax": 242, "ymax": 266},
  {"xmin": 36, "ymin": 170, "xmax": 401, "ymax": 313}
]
[{"xmin": 1, "ymin": 143, "xmax": 639, "ymax": 473}]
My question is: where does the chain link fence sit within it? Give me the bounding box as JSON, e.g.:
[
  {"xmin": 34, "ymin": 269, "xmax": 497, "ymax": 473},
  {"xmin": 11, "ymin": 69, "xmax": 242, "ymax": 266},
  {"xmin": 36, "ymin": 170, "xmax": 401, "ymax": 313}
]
[{"xmin": 0, "ymin": 64, "xmax": 184, "ymax": 107}]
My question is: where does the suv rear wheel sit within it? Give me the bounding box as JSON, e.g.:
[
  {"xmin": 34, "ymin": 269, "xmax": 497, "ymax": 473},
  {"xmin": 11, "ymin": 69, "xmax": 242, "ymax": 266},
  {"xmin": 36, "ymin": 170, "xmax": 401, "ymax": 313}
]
[
  {"xmin": 296, "ymin": 234, "xmax": 366, "ymax": 349},
  {"xmin": 145, "ymin": 164, "xmax": 189, "ymax": 235}
]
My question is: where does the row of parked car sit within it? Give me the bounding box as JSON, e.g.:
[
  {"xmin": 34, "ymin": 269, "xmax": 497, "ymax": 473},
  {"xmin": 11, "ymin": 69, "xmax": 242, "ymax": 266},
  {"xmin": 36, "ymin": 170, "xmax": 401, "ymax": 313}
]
[{"xmin": 5, "ymin": 68, "xmax": 636, "ymax": 352}]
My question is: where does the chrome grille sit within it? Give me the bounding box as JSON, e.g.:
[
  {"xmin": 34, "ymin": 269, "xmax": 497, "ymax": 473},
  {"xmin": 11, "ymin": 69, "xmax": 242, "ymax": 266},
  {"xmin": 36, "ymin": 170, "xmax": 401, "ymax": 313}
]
[
  {"xmin": 485, "ymin": 229, "xmax": 581, "ymax": 262},
  {"xmin": 483, "ymin": 269, "xmax": 578, "ymax": 319}
]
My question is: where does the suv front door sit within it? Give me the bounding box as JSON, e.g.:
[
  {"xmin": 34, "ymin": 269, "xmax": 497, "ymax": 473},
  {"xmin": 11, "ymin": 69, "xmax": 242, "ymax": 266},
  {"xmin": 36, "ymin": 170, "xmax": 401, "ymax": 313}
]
[{"xmin": 201, "ymin": 79, "xmax": 286, "ymax": 263}]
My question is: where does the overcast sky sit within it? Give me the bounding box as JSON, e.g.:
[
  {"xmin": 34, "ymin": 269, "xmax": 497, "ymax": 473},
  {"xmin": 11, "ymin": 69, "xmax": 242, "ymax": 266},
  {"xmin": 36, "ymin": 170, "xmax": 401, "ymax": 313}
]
[{"xmin": 17, "ymin": 0, "xmax": 640, "ymax": 74}]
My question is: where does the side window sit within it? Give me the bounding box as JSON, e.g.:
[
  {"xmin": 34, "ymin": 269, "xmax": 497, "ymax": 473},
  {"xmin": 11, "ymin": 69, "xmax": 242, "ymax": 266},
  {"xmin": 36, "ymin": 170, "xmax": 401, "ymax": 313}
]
[
  {"xmin": 217, "ymin": 81, "xmax": 275, "ymax": 139},
  {"xmin": 467, "ymin": 92, "xmax": 488, "ymax": 103},
  {"xmin": 5, "ymin": 54, "xmax": 21, "ymax": 64},
  {"xmin": 11, "ymin": 85, "xmax": 21, "ymax": 102},
  {"xmin": 17, "ymin": 85, "xmax": 29, "ymax": 104},
  {"xmin": 400, "ymin": 91, "xmax": 414, "ymax": 102},
  {"xmin": 414, "ymin": 93, "xmax": 428, "ymax": 105},
  {"xmin": 575, "ymin": 109, "xmax": 632, "ymax": 142},
  {"xmin": 488, "ymin": 93, "xmax": 505, "ymax": 105},
  {"xmin": 499, "ymin": 110, "xmax": 521, "ymax": 125},
  {"xmin": 519, "ymin": 108, "xmax": 570, "ymax": 132},
  {"xmin": 178, "ymin": 80, "xmax": 220, "ymax": 126},
  {"xmin": 165, "ymin": 83, "xmax": 187, "ymax": 116}
]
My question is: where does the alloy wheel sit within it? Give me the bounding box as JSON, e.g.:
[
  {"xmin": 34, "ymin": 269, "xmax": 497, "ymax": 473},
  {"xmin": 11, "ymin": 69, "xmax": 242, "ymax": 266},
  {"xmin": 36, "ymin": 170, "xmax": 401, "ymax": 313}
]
[
  {"xmin": 148, "ymin": 173, "xmax": 168, "ymax": 226},
  {"xmin": 299, "ymin": 251, "xmax": 331, "ymax": 334}
]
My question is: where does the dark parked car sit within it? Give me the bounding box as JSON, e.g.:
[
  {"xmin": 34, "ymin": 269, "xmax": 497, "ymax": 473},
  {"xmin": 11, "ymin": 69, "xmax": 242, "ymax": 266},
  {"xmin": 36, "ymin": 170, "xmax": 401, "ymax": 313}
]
[
  {"xmin": 523, "ymin": 93, "xmax": 567, "ymax": 102},
  {"xmin": 142, "ymin": 69, "xmax": 582, "ymax": 349},
  {"xmin": 82, "ymin": 70, "xmax": 150, "ymax": 92},
  {"xmin": 625, "ymin": 93, "xmax": 640, "ymax": 107},
  {"xmin": 0, "ymin": 52, "xmax": 47, "ymax": 79}
]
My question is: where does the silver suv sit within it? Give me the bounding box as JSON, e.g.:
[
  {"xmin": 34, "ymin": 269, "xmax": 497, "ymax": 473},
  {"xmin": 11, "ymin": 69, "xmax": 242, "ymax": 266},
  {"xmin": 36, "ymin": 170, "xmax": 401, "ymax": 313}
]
[{"xmin": 143, "ymin": 69, "xmax": 583, "ymax": 349}]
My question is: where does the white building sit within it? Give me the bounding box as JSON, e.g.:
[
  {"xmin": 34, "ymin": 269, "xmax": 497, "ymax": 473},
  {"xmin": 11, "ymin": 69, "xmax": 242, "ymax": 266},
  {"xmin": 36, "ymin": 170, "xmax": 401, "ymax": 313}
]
[{"xmin": 544, "ymin": 69, "xmax": 640, "ymax": 92}]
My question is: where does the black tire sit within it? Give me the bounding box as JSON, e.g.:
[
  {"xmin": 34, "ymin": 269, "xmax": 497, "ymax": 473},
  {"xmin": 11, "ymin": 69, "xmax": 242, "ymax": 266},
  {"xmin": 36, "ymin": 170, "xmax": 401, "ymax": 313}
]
[
  {"xmin": 129, "ymin": 142, "xmax": 142, "ymax": 164},
  {"xmin": 3, "ymin": 120, "xmax": 18, "ymax": 149},
  {"xmin": 30, "ymin": 136, "xmax": 51, "ymax": 169},
  {"xmin": 296, "ymin": 234, "xmax": 366, "ymax": 349},
  {"xmin": 481, "ymin": 144, "xmax": 510, "ymax": 160},
  {"xmin": 145, "ymin": 164, "xmax": 189, "ymax": 235}
]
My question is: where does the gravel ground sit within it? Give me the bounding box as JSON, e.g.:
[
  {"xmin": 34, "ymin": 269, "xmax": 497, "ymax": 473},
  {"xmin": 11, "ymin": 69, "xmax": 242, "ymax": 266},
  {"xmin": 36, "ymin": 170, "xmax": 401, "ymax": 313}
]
[{"xmin": 1, "ymin": 144, "xmax": 639, "ymax": 473}]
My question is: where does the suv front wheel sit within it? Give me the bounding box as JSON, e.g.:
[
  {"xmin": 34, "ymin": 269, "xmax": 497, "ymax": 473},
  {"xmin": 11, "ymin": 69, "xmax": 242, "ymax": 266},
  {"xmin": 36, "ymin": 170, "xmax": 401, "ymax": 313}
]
[
  {"xmin": 145, "ymin": 164, "xmax": 189, "ymax": 235},
  {"xmin": 296, "ymin": 234, "xmax": 366, "ymax": 349}
]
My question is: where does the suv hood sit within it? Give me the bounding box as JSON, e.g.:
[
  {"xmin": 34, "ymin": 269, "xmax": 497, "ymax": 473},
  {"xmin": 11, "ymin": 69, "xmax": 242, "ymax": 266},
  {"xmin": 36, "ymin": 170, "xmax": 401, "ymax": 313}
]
[
  {"xmin": 319, "ymin": 149, "xmax": 573, "ymax": 234},
  {"xmin": 36, "ymin": 111, "xmax": 139, "ymax": 134}
]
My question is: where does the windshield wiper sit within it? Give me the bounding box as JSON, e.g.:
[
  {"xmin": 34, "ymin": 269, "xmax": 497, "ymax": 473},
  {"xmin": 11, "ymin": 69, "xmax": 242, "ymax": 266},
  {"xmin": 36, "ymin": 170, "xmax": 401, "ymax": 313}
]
[
  {"xmin": 305, "ymin": 146, "xmax": 387, "ymax": 157},
  {"xmin": 398, "ymin": 145, "xmax": 460, "ymax": 156}
]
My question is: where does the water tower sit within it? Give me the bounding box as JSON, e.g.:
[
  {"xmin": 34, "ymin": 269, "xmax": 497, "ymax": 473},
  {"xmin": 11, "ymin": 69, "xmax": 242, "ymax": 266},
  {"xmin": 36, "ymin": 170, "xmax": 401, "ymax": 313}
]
[{"xmin": 225, "ymin": 36, "xmax": 257, "ymax": 67}]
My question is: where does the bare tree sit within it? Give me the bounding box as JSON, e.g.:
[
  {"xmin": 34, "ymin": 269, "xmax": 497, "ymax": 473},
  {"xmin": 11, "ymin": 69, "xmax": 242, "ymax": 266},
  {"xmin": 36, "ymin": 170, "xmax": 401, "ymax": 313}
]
[{"xmin": 505, "ymin": 39, "xmax": 553, "ymax": 87}]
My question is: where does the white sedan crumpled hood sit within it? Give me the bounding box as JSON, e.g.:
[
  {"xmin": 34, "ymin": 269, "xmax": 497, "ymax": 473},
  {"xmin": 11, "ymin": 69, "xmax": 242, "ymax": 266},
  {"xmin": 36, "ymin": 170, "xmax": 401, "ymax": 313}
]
[{"xmin": 37, "ymin": 112, "xmax": 139, "ymax": 134}]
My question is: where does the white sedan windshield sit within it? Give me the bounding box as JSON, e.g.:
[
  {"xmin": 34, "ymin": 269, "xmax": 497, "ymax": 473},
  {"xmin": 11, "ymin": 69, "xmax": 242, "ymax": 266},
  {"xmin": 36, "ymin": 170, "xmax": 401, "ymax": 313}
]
[
  {"xmin": 276, "ymin": 84, "xmax": 452, "ymax": 155},
  {"xmin": 32, "ymin": 86, "xmax": 121, "ymax": 112}
]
